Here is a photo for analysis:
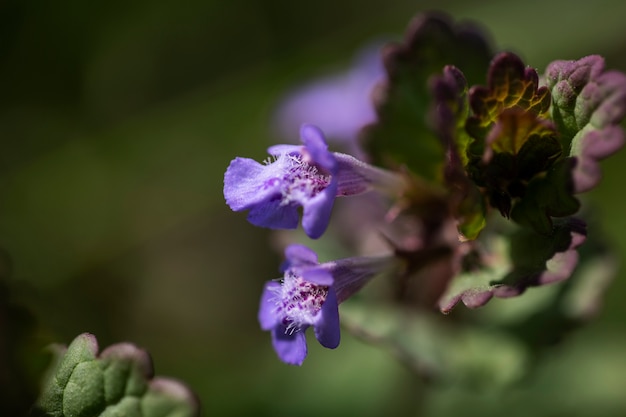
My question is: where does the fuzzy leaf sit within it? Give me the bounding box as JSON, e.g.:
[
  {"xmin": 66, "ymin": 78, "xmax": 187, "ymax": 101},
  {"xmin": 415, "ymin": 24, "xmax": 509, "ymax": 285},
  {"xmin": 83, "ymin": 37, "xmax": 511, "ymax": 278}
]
[
  {"xmin": 362, "ymin": 12, "xmax": 493, "ymax": 182},
  {"xmin": 467, "ymin": 213, "xmax": 617, "ymax": 353},
  {"xmin": 32, "ymin": 333, "xmax": 198, "ymax": 417},
  {"xmin": 340, "ymin": 300, "xmax": 528, "ymax": 386},
  {"xmin": 438, "ymin": 217, "xmax": 586, "ymax": 313},
  {"xmin": 545, "ymin": 55, "xmax": 626, "ymax": 192},
  {"xmin": 464, "ymin": 53, "xmax": 586, "ymax": 234}
]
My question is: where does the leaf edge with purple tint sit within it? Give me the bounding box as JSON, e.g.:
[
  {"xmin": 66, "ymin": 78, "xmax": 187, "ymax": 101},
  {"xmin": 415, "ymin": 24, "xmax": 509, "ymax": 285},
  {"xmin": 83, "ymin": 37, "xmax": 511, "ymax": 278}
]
[
  {"xmin": 545, "ymin": 55, "xmax": 626, "ymax": 193},
  {"xmin": 361, "ymin": 12, "xmax": 493, "ymax": 182},
  {"xmin": 438, "ymin": 217, "xmax": 587, "ymax": 313}
]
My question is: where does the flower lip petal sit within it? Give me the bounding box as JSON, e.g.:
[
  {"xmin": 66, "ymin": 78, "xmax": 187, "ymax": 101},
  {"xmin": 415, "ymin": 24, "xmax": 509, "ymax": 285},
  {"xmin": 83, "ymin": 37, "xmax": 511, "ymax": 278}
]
[
  {"xmin": 271, "ymin": 325, "xmax": 308, "ymax": 366},
  {"xmin": 258, "ymin": 281, "xmax": 281, "ymax": 331},
  {"xmin": 313, "ymin": 288, "xmax": 340, "ymax": 349},
  {"xmin": 223, "ymin": 157, "xmax": 281, "ymax": 211}
]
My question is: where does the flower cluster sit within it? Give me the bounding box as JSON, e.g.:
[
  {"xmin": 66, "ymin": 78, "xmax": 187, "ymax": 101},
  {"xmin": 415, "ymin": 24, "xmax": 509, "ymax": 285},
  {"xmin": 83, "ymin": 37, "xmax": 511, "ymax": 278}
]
[
  {"xmin": 224, "ymin": 12, "xmax": 626, "ymax": 368},
  {"xmin": 224, "ymin": 123, "xmax": 402, "ymax": 364}
]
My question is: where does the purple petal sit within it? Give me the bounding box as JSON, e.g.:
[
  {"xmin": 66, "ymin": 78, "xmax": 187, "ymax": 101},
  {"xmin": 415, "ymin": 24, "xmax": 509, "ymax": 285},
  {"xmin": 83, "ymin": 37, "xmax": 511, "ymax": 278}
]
[
  {"xmin": 224, "ymin": 157, "xmax": 280, "ymax": 211},
  {"xmin": 331, "ymin": 256, "xmax": 394, "ymax": 303},
  {"xmin": 313, "ymin": 288, "xmax": 340, "ymax": 349},
  {"xmin": 271, "ymin": 326, "xmax": 308, "ymax": 366},
  {"xmin": 301, "ymin": 181, "xmax": 337, "ymax": 239},
  {"xmin": 258, "ymin": 282, "xmax": 280, "ymax": 331},
  {"xmin": 267, "ymin": 144, "xmax": 302, "ymax": 156},
  {"xmin": 273, "ymin": 44, "xmax": 383, "ymax": 149},
  {"xmin": 334, "ymin": 153, "xmax": 373, "ymax": 195},
  {"xmin": 246, "ymin": 200, "xmax": 300, "ymax": 230},
  {"xmin": 284, "ymin": 244, "xmax": 319, "ymax": 266},
  {"xmin": 300, "ymin": 267, "xmax": 334, "ymax": 286},
  {"xmin": 300, "ymin": 124, "xmax": 337, "ymax": 173}
]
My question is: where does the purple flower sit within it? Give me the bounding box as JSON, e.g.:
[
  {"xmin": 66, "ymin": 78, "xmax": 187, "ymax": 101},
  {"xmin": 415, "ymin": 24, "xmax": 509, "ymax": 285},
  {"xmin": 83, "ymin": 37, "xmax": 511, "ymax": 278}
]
[
  {"xmin": 224, "ymin": 124, "xmax": 406, "ymax": 239},
  {"xmin": 258, "ymin": 244, "xmax": 394, "ymax": 365},
  {"xmin": 274, "ymin": 44, "xmax": 385, "ymax": 156}
]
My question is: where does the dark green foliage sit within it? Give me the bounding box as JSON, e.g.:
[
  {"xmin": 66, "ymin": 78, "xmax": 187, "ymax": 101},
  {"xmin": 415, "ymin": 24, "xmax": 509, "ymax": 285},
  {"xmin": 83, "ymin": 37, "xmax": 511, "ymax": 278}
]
[{"xmin": 361, "ymin": 13, "xmax": 493, "ymax": 181}]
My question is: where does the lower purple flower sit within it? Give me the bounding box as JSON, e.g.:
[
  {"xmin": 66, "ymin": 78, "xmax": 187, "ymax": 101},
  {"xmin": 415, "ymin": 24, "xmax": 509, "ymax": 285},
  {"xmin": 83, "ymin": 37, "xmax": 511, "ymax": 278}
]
[{"xmin": 258, "ymin": 244, "xmax": 395, "ymax": 365}]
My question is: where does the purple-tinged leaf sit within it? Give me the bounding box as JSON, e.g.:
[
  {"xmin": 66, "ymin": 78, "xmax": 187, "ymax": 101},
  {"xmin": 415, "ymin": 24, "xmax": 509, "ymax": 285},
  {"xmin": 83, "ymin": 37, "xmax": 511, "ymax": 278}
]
[
  {"xmin": 340, "ymin": 300, "xmax": 528, "ymax": 386},
  {"xmin": 361, "ymin": 12, "xmax": 493, "ymax": 181},
  {"xmin": 430, "ymin": 65, "xmax": 486, "ymax": 239},
  {"xmin": 545, "ymin": 55, "xmax": 626, "ymax": 192},
  {"xmin": 438, "ymin": 217, "xmax": 586, "ymax": 313},
  {"xmin": 466, "ymin": 53, "xmax": 551, "ymax": 144}
]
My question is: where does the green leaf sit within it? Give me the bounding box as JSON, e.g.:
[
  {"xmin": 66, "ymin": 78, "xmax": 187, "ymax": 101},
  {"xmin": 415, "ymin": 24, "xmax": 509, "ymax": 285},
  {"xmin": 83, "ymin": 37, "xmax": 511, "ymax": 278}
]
[
  {"xmin": 463, "ymin": 53, "xmax": 584, "ymax": 234},
  {"xmin": 545, "ymin": 55, "xmax": 626, "ymax": 192},
  {"xmin": 438, "ymin": 217, "xmax": 586, "ymax": 313},
  {"xmin": 430, "ymin": 65, "xmax": 487, "ymax": 240},
  {"xmin": 362, "ymin": 12, "xmax": 493, "ymax": 182},
  {"xmin": 33, "ymin": 333, "xmax": 198, "ymax": 417},
  {"xmin": 466, "ymin": 53, "xmax": 551, "ymax": 147},
  {"xmin": 510, "ymin": 158, "xmax": 580, "ymax": 234},
  {"xmin": 340, "ymin": 300, "xmax": 528, "ymax": 387},
  {"xmin": 470, "ymin": 215, "xmax": 617, "ymax": 350}
]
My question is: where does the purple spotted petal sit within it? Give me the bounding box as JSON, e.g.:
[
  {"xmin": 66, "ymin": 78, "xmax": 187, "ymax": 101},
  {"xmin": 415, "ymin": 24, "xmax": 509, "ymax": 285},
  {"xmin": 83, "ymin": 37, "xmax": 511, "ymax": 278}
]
[
  {"xmin": 271, "ymin": 326, "xmax": 308, "ymax": 366},
  {"xmin": 258, "ymin": 282, "xmax": 280, "ymax": 331},
  {"xmin": 313, "ymin": 288, "xmax": 340, "ymax": 349}
]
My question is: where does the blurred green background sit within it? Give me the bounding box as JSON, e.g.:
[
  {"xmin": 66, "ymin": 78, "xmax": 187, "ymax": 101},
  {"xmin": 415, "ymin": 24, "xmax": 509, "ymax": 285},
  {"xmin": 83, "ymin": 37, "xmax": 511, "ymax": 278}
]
[{"xmin": 4, "ymin": 0, "xmax": 626, "ymax": 416}]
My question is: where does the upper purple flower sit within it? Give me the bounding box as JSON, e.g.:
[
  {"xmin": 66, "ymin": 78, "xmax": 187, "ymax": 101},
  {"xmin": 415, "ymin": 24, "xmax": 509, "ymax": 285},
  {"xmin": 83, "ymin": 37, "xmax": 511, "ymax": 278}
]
[
  {"xmin": 258, "ymin": 244, "xmax": 394, "ymax": 365},
  {"xmin": 224, "ymin": 125, "xmax": 339, "ymax": 239},
  {"xmin": 224, "ymin": 124, "xmax": 406, "ymax": 239}
]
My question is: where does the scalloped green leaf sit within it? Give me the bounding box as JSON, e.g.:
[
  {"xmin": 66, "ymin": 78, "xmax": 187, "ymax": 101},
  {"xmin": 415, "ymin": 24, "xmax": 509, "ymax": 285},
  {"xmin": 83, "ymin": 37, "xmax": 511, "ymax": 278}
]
[
  {"xmin": 545, "ymin": 55, "xmax": 626, "ymax": 192},
  {"xmin": 32, "ymin": 333, "xmax": 198, "ymax": 417},
  {"xmin": 466, "ymin": 53, "xmax": 551, "ymax": 147},
  {"xmin": 469, "ymin": 215, "xmax": 617, "ymax": 350},
  {"xmin": 462, "ymin": 53, "xmax": 586, "ymax": 234},
  {"xmin": 478, "ymin": 110, "xmax": 565, "ymax": 221},
  {"xmin": 340, "ymin": 300, "xmax": 528, "ymax": 387},
  {"xmin": 361, "ymin": 12, "xmax": 493, "ymax": 182},
  {"xmin": 438, "ymin": 217, "xmax": 586, "ymax": 313}
]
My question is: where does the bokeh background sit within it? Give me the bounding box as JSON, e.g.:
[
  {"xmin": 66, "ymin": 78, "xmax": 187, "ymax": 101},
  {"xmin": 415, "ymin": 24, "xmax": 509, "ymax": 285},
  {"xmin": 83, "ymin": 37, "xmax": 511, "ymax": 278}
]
[{"xmin": 3, "ymin": 0, "xmax": 626, "ymax": 416}]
